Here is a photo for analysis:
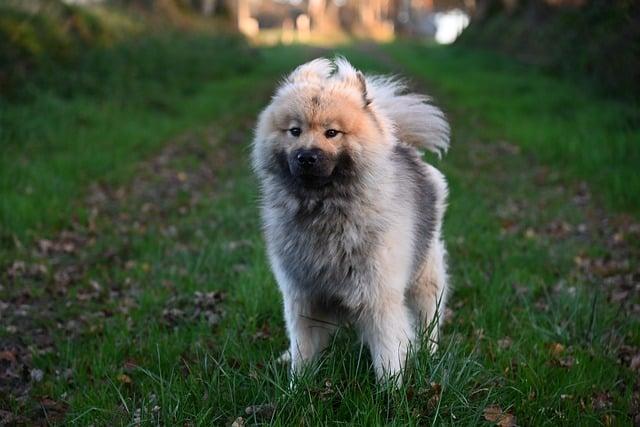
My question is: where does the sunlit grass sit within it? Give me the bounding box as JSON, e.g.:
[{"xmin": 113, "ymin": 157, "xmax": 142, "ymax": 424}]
[{"xmin": 384, "ymin": 42, "xmax": 640, "ymax": 214}]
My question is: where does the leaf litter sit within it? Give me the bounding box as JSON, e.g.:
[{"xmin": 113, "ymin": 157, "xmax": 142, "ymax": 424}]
[{"xmin": 0, "ymin": 127, "xmax": 233, "ymax": 422}]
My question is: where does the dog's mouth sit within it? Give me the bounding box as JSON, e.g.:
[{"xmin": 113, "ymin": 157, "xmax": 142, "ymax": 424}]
[
  {"xmin": 292, "ymin": 172, "xmax": 333, "ymax": 189},
  {"xmin": 288, "ymin": 161, "xmax": 336, "ymax": 188},
  {"xmin": 274, "ymin": 149, "xmax": 355, "ymax": 192},
  {"xmin": 287, "ymin": 152, "xmax": 336, "ymax": 187}
]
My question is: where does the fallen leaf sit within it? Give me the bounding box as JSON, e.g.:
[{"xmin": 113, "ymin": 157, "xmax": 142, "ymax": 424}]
[
  {"xmin": 497, "ymin": 337, "xmax": 513, "ymax": 350},
  {"xmin": 483, "ymin": 405, "xmax": 517, "ymax": 426},
  {"xmin": 426, "ymin": 382, "xmax": 443, "ymax": 410},
  {"xmin": 483, "ymin": 405, "xmax": 503, "ymax": 422},
  {"xmin": 0, "ymin": 350, "xmax": 17, "ymax": 364},
  {"xmin": 610, "ymin": 290, "xmax": 629, "ymax": 303},
  {"xmin": 498, "ymin": 413, "xmax": 517, "ymax": 427},
  {"xmin": 117, "ymin": 373, "xmax": 132, "ymax": 384},
  {"xmin": 0, "ymin": 410, "xmax": 19, "ymax": 425},
  {"xmin": 39, "ymin": 397, "xmax": 69, "ymax": 422},
  {"xmin": 545, "ymin": 220, "xmax": 573, "ymax": 238},
  {"xmin": 591, "ymin": 392, "xmax": 613, "ymax": 411},
  {"xmin": 245, "ymin": 403, "xmax": 276, "ymax": 419},
  {"xmin": 123, "ymin": 358, "xmax": 139, "ymax": 373},
  {"xmin": 512, "ymin": 283, "xmax": 529, "ymax": 296},
  {"xmin": 548, "ymin": 343, "xmax": 565, "ymax": 357},
  {"xmin": 30, "ymin": 368, "xmax": 44, "ymax": 382},
  {"xmin": 558, "ymin": 356, "xmax": 575, "ymax": 368},
  {"xmin": 252, "ymin": 324, "xmax": 272, "ymax": 341}
]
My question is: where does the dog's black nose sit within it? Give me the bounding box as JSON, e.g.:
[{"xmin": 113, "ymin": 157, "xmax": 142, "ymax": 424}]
[{"xmin": 296, "ymin": 149, "xmax": 321, "ymax": 168}]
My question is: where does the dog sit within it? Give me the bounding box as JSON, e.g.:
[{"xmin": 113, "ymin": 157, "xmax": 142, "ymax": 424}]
[{"xmin": 251, "ymin": 57, "xmax": 450, "ymax": 382}]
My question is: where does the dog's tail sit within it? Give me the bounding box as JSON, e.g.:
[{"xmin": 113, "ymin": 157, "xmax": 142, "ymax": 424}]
[{"xmin": 367, "ymin": 76, "xmax": 450, "ymax": 157}]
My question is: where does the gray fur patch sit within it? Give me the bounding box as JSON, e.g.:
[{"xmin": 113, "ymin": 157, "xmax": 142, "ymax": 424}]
[
  {"xmin": 260, "ymin": 143, "xmax": 439, "ymax": 312},
  {"xmin": 392, "ymin": 144, "xmax": 438, "ymax": 279},
  {"xmin": 265, "ymin": 151, "xmax": 380, "ymax": 306}
]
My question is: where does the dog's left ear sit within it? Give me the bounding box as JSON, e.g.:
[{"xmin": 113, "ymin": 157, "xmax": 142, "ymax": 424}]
[
  {"xmin": 356, "ymin": 71, "xmax": 372, "ymax": 108},
  {"xmin": 334, "ymin": 58, "xmax": 371, "ymax": 108}
]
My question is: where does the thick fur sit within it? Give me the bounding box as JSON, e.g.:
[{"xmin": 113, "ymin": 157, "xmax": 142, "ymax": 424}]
[{"xmin": 252, "ymin": 57, "xmax": 450, "ymax": 382}]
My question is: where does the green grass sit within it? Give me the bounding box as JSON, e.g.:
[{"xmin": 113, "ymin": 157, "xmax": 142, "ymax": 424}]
[
  {"xmin": 1, "ymin": 37, "xmax": 638, "ymax": 425},
  {"xmin": 1, "ymin": 34, "xmax": 258, "ymax": 246},
  {"xmin": 383, "ymin": 42, "xmax": 640, "ymax": 215}
]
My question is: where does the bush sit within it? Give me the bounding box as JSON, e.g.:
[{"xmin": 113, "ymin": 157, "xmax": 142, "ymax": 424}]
[
  {"xmin": 458, "ymin": 0, "xmax": 640, "ymax": 100},
  {"xmin": 0, "ymin": 1, "xmax": 253, "ymax": 101}
]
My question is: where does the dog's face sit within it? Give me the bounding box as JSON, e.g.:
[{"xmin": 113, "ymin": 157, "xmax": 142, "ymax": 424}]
[{"xmin": 253, "ymin": 58, "xmax": 390, "ymax": 191}]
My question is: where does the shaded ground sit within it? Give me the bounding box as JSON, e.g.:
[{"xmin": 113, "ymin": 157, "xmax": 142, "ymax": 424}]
[
  {"xmin": 1, "ymin": 127, "xmax": 237, "ymax": 424},
  {"xmin": 1, "ymin": 43, "xmax": 639, "ymax": 425}
]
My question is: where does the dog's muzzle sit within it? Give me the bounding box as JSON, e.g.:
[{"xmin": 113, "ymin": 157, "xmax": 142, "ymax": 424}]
[{"xmin": 288, "ymin": 148, "xmax": 335, "ymax": 187}]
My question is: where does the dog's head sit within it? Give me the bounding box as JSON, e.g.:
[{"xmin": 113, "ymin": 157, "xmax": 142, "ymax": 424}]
[{"xmin": 252, "ymin": 58, "xmax": 392, "ymax": 191}]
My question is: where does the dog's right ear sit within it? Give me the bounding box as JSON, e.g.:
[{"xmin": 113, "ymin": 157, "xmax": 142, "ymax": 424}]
[{"xmin": 287, "ymin": 58, "xmax": 333, "ymax": 83}]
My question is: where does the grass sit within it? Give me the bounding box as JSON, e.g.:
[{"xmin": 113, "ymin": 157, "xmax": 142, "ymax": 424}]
[
  {"xmin": 0, "ymin": 34, "xmax": 258, "ymax": 247},
  {"xmin": 383, "ymin": 42, "xmax": 640, "ymax": 215},
  {"xmin": 1, "ymin": 35, "xmax": 639, "ymax": 425}
]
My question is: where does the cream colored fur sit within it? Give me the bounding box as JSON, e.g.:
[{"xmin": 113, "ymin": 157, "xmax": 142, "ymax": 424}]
[{"xmin": 252, "ymin": 57, "xmax": 451, "ymax": 384}]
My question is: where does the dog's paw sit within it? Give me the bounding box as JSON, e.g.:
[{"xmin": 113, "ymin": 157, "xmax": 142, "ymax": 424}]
[{"xmin": 276, "ymin": 350, "xmax": 291, "ymax": 364}]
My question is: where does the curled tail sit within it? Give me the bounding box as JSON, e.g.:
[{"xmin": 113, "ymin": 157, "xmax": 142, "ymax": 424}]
[{"xmin": 367, "ymin": 75, "xmax": 450, "ymax": 157}]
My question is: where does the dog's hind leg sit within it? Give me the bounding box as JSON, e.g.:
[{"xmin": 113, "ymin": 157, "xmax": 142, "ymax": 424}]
[{"xmin": 408, "ymin": 238, "xmax": 449, "ymax": 352}]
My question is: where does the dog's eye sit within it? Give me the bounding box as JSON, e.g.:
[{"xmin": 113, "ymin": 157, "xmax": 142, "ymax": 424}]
[
  {"xmin": 325, "ymin": 129, "xmax": 340, "ymax": 138},
  {"xmin": 289, "ymin": 127, "xmax": 302, "ymax": 137}
]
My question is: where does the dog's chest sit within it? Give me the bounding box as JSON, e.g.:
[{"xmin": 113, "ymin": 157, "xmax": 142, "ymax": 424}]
[{"xmin": 268, "ymin": 197, "xmax": 380, "ymax": 299}]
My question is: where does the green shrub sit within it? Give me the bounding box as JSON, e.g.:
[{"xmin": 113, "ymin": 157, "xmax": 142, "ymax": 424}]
[{"xmin": 458, "ymin": 0, "xmax": 640, "ymax": 100}]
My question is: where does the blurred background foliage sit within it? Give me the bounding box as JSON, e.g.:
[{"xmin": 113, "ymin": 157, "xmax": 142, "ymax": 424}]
[
  {"xmin": 0, "ymin": 0, "xmax": 247, "ymax": 100},
  {"xmin": 460, "ymin": 0, "xmax": 639, "ymax": 99},
  {"xmin": 1, "ymin": 0, "xmax": 638, "ymax": 101}
]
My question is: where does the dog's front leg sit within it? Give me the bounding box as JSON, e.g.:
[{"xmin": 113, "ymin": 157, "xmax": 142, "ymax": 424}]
[
  {"xmin": 358, "ymin": 295, "xmax": 414, "ymax": 384},
  {"xmin": 283, "ymin": 295, "xmax": 334, "ymax": 376}
]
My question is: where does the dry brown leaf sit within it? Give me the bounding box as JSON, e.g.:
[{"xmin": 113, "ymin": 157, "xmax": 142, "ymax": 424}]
[
  {"xmin": 483, "ymin": 405, "xmax": 517, "ymax": 426},
  {"xmin": 591, "ymin": 392, "xmax": 613, "ymax": 411},
  {"xmin": 498, "ymin": 413, "xmax": 517, "ymax": 427},
  {"xmin": 558, "ymin": 356, "xmax": 575, "ymax": 368},
  {"xmin": 245, "ymin": 403, "xmax": 276, "ymax": 419},
  {"xmin": 39, "ymin": 397, "xmax": 69, "ymax": 422},
  {"xmin": 231, "ymin": 416, "xmax": 246, "ymax": 426},
  {"xmin": 123, "ymin": 359, "xmax": 139, "ymax": 373},
  {"xmin": 483, "ymin": 405, "xmax": 503, "ymax": 422},
  {"xmin": 0, "ymin": 350, "xmax": 17, "ymax": 364},
  {"xmin": 252, "ymin": 324, "xmax": 272, "ymax": 341},
  {"xmin": 116, "ymin": 373, "xmax": 132, "ymax": 384},
  {"xmin": 548, "ymin": 342, "xmax": 565, "ymax": 357},
  {"xmin": 498, "ymin": 337, "xmax": 513, "ymax": 350}
]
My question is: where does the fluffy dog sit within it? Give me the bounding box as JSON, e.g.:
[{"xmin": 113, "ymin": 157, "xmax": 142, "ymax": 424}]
[{"xmin": 252, "ymin": 57, "xmax": 450, "ymax": 382}]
